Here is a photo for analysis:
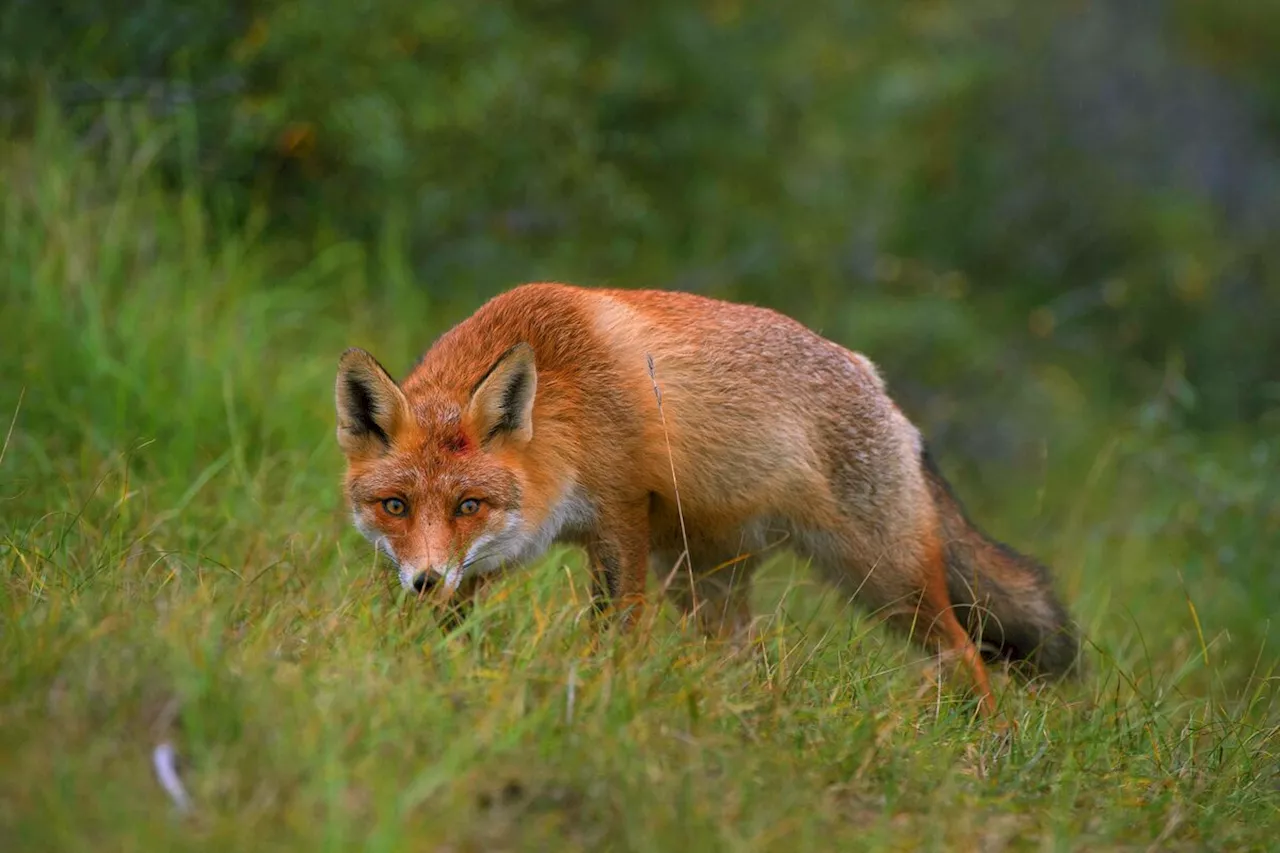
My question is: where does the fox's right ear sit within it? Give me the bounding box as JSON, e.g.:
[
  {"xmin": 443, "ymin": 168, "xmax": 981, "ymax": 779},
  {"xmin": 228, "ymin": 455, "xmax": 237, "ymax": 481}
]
[
  {"xmin": 465, "ymin": 342, "xmax": 537, "ymax": 447},
  {"xmin": 335, "ymin": 348, "xmax": 409, "ymax": 458}
]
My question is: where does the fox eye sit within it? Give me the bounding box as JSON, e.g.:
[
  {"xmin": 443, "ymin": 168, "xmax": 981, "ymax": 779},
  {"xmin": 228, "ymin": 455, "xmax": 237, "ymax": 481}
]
[
  {"xmin": 382, "ymin": 497, "xmax": 408, "ymax": 516},
  {"xmin": 457, "ymin": 498, "xmax": 481, "ymax": 516}
]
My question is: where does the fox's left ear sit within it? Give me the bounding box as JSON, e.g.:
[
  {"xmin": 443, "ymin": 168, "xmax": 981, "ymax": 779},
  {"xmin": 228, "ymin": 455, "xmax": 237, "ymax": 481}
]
[
  {"xmin": 335, "ymin": 347, "xmax": 409, "ymax": 458},
  {"xmin": 465, "ymin": 342, "xmax": 537, "ymax": 447}
]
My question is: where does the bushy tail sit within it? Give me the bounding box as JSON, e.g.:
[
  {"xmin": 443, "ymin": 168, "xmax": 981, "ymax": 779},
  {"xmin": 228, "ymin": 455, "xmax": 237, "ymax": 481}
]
[{"xmin": 921, "ymin": 445, "xmax": 1081, "ymax": 680}]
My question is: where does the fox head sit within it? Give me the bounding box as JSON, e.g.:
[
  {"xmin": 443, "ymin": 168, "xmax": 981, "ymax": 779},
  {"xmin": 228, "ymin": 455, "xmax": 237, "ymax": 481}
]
[{"xmin": 334, "ymin": 343, "xmax": 544, "ymax": 601}]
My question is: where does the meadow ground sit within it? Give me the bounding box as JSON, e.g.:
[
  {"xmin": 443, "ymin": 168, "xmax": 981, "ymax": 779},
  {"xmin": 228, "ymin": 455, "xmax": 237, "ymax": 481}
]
[{"xmin": 2, "ymin": 119, "xmax": 1278, "ymax": 851}]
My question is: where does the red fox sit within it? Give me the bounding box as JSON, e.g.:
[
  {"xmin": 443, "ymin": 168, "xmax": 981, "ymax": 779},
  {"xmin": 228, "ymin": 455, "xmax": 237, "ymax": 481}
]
[{"xmin": 335, "ymin": 283, "xmax": 1079, "ymax": 715}]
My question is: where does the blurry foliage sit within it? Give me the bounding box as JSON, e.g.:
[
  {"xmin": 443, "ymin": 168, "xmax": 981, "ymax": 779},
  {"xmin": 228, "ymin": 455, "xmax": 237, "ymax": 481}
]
[
  {"xmin": 2, "ymin": 0, "xmax": 1278, "ymax": 431},
  {"xmin": 1176, "ymin": 0, "xmax": 1280, "ymax": 136}
]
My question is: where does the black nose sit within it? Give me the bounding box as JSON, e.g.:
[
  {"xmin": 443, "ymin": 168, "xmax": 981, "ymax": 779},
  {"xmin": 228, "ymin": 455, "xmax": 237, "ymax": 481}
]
[{"xmin": 412, "ymin": 572, "xmax": 437, "ymax": 594}]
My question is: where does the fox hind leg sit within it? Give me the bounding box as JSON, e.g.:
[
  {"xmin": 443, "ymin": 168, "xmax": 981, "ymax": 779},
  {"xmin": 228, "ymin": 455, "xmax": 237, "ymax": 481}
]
[
  {"xmin": 802, "ymin": 524, "xmax": 999, "ymax": 717},
  {"xmin": 910, "ymin": 536, "xmax": 998, "ymax": 717}
]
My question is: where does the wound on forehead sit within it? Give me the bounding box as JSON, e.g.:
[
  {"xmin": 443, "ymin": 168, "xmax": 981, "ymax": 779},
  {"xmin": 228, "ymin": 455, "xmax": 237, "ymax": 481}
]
[{"xmin": 443, "ymin": 432, "xmax": 472, "ymax": 455}]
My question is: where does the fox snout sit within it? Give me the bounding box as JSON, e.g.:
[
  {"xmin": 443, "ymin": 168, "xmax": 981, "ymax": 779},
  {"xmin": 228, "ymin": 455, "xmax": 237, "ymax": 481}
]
[
  {"xmin": 405, "ymin": 569, "xmax": 488, "ymax": 629},
  {"xmin": 399, "ymin": 563, "xmax": 464, "ymax": 598}
]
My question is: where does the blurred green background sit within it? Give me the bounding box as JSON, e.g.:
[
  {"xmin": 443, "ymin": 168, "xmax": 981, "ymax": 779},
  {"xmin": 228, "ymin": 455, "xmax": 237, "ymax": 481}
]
[{"xmin": 4, "ymin": 0, "xmax": 1278, "ymax": 429}]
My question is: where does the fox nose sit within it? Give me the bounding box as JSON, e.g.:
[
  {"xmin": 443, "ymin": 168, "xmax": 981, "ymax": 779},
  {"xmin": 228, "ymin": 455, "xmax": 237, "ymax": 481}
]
[{"xmin": 411, "ymin": 571, "xmax": 438, "ymax": 594}]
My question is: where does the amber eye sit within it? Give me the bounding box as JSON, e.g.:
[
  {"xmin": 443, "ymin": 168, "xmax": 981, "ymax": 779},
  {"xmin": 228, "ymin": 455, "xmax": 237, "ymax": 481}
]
[
  {"xmin": 382, "ymin": 497, "xmax": 408, "ymax": 516},
  {"xmin": 457, "ymin": 498, "xmax": 481, "ymax": 516}
]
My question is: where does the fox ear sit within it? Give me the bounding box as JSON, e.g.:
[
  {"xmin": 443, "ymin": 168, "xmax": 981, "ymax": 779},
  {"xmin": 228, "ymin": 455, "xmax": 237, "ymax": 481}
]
[
  {"xmin": 335, "ymin": 348, "xmax": 409, "ymax": 457},
  {"xmin": 465, "ymin": 343, "xmax": 537, "ymax": 446}
]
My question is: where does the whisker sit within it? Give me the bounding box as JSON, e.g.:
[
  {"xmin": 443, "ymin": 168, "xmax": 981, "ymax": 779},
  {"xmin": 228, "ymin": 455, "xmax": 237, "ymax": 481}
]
[
  {"xmin": 459, "ymin": 548, "xmax": 509, "ymax": 573},
  {"xmin": 459, "ymin": 553, "xmax": 494, "ymax": 572}
]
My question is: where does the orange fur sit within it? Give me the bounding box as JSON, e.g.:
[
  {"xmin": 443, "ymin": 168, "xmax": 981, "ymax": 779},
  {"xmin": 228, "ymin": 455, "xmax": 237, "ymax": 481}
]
[{"xmin": 335, "ymin": 283, "xmax": 1080, "ymax": 715}]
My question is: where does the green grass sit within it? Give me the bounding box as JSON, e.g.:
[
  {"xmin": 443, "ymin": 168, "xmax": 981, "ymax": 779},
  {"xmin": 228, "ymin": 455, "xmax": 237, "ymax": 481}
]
[{"xmin": 2, "ymin": 114, "xmax": 1278, "ymax": 852}]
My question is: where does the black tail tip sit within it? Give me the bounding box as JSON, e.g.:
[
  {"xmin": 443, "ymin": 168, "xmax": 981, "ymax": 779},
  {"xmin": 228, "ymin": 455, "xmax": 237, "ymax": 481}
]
[{"xmin": 1014, "ymin": 624, "xmax": 1086, "ymax": 682}]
